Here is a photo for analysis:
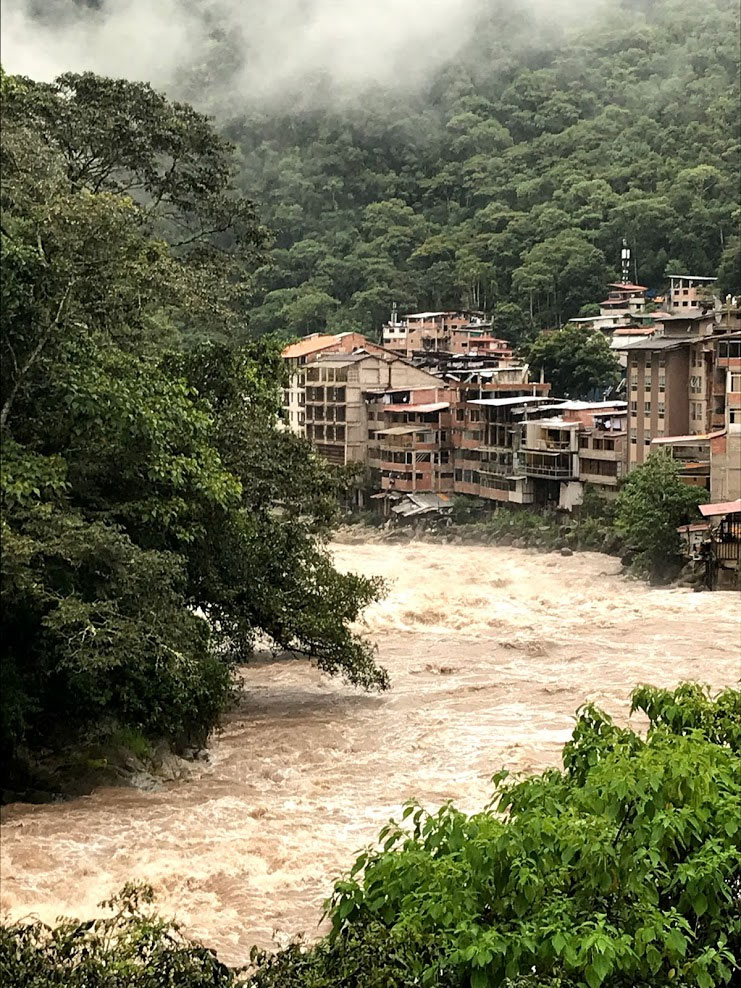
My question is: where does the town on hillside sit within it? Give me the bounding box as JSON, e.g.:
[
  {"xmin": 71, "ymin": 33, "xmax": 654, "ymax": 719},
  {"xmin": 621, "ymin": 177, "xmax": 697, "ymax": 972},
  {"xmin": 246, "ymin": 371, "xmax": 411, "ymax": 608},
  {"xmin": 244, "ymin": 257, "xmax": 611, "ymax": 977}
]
[{"xmin": 281, "ymin": 270, "xmax": 741, "ymax": 587}]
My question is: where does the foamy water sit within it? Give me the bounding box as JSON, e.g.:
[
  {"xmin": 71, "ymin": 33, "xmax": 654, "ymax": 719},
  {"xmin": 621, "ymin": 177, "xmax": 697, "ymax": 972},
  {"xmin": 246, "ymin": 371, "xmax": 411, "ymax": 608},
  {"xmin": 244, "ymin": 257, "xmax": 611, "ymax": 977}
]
[{"xmin": 1, "ymin": 542, "xmax": 739, "ymax": 964}]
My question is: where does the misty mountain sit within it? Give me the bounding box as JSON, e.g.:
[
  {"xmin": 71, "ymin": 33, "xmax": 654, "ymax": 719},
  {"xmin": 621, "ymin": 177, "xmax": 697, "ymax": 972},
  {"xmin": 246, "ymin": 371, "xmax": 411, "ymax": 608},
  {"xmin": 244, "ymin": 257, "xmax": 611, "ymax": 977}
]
[
  {"xmin": 222, "ymin": 0, "xmax": 739, "ymax": 337},
  {"xmin": 3, "ymin": 0, "xmax": 740, "ymax": 337}
]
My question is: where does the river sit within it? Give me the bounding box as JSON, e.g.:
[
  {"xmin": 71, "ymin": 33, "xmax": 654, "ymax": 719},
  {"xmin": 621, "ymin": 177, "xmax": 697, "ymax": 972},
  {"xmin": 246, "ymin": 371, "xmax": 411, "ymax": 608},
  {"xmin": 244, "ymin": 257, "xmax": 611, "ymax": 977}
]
[{"xmin": 1, "ymin": 541, "xmax": 739, "ymax": 965}]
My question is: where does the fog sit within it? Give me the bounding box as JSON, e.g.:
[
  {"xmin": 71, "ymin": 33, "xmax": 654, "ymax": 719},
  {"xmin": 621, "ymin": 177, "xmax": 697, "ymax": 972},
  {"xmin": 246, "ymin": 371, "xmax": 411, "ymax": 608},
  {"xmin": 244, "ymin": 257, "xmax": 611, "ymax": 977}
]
[{"xmin": 2, "ymin": 0, "xmax": 609, "ymax": 108}]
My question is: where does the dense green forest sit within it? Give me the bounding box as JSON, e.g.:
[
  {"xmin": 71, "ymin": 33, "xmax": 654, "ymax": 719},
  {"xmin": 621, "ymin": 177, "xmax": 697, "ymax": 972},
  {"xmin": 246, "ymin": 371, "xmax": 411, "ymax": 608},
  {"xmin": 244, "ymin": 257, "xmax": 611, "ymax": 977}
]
[
  {"xmin": 219, "ymin": 0, "xmax": 740, "ymax": 338},
  {"xmin": 0, "ymin": 70, "xmax": 386, "ymax": 785},
  {"xmin": 3, "ymin": 684, "xmax": 739, "ymax": 987}
]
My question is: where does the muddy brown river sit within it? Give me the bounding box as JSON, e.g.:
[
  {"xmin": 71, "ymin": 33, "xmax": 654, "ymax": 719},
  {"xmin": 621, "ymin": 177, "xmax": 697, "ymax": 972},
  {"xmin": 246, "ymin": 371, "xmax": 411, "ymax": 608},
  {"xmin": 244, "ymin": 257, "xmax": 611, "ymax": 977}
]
[{"xmin": 1, "ymin": 542, "xmax": 739, "ymax": 964}]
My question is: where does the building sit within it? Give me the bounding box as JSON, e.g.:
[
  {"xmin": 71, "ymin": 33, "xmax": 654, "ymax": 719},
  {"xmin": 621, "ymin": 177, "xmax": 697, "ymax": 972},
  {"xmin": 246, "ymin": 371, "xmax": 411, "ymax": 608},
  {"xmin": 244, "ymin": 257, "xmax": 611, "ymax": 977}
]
[
  {"xmin": 710, "ymin": 332, "xmax": 741, "ymax": 501},
  {"xmin": 367, "ymin": 387, "xmax": 455, "ymax": 494},
  {"xmin": 382, "ymin": 309, "xmax": 492, "ymax": 356},
  {"xmin": 281, "ymin": 332, "xmax": 392, "ymax": 435},
  {"xmin": 301, "ymin": 351, "xmax": 444, "ymax": 466},
  {"xmin": 668, "ymin": 275, "xmax": 716, "ymax": 312},
  {"xmin": 698, "ymin": 499, "xmax": 741, "ymax": 590},
  {"xmin": 600, "ymin": 282, "xmax": 648, "ymax": 317}
]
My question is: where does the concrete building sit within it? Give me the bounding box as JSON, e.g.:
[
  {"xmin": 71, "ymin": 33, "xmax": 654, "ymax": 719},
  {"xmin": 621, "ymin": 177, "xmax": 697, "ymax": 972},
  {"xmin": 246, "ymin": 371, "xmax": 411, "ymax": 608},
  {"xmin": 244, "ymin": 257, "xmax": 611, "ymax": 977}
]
[
  {"xmin": 382, "ymin": 309, "xmax": 492, "ymax": 356},
  {"xmin": 600, "ymin": 282, "xmax": 648, "ymax": 317},
  {"xmin": 367, "ymin": 387, "xmax": 455, "ymax": 494},
  {"xmin": 301, "ymin": 351, "xmax": 444, "ymax": 466},
  {"xmin": 710, "ymin": 333, "xmax": 741, "ymax": 501},
  {"xmin": 282, "ymin": 332, "xmax": 392, "ymax": 435},
  {"xmin": 668, "ymin": 275, "xmax": 716, "ymax": 312}
]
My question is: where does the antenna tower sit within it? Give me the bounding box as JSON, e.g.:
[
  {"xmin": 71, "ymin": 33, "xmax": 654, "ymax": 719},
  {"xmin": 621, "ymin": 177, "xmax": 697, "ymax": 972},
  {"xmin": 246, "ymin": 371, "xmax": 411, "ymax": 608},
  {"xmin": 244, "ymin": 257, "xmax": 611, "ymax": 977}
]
[{"xmin": 621, "ymin": 238, "xmax": 631, "ymax": 284}]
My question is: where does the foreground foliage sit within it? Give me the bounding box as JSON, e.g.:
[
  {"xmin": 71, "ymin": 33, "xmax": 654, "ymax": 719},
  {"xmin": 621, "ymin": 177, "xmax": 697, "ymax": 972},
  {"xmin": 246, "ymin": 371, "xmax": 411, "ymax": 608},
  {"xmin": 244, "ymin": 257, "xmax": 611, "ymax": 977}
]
[
  {"xmin": 3, "ymin": 685, "xmax": 738, "ymax": 987},
  {"xmin": 0, "ymin": 71, "xmax": 386, "ymax": 782}
]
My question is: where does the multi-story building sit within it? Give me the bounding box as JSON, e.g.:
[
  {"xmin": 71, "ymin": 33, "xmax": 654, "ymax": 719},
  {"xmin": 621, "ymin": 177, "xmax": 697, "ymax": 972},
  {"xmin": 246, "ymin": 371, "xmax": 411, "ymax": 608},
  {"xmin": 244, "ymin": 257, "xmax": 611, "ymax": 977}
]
[
  {"xmin": 453, "ymin": 396, "xmax": 553, "ymax": 505},
  {"xmin": 282, "ymin": 332, "xmax": 391, "ymax": 435},
  {"xmin": 599, "ymin": 282, "xmax": 648, "ymax": 317},
  {"xmin": 710, "ymin": 332, "xmax": 741, "ymax": 501},
  {"xmin": 301, "ymin": 351, "xmax": 444, "ymax": 466},
  {"xmin": 620, "ymin": 308, "xmax": 741, "ymax": 490},
  {"xmin": 367, "ymin": 387, "xmax": 455, "ymax": 494},
  {"xmin": 382, "ymin": 309, "xmax": 492, "ymax": 356},
  {"xmin": 668, "ymin": 275, "xmax": 716, "ymax": 312}
]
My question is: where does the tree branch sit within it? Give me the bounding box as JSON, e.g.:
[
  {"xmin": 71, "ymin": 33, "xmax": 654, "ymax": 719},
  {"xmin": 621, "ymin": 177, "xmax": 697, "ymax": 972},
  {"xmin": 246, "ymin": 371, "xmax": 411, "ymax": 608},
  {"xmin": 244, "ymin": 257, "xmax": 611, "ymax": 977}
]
[{"xmin": 0, "ymin": 281, "xmax": 75, "ymax": 432}]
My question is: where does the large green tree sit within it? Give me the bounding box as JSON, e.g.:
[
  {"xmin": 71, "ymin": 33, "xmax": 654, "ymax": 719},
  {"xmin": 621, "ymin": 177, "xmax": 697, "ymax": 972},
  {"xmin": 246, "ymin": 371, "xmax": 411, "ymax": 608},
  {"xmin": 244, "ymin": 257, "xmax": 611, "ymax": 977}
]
[
  {"xmin": 524, "ymin": 324, "xmax": 621, "ymax": 399},
  {"xmin": 615, "ymin": 452, "xmax": 708, "ymax": 576},
  {"xmin": 0, "ymin": 71, "xmax": 385, "ymax": 780}
]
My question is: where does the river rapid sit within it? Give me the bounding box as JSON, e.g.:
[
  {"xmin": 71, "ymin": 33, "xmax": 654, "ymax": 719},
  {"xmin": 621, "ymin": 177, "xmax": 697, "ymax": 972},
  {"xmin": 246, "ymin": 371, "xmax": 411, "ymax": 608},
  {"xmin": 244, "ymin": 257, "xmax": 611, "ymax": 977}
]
[{"xmin": 1, "ymin": 541, "xmax": 739, "ymax": 964}]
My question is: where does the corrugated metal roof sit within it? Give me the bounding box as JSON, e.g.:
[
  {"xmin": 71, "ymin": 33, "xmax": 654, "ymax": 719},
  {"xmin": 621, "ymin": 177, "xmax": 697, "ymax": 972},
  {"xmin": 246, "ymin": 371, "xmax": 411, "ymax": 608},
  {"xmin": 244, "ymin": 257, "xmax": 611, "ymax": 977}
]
[
  {"xmin": 651, "ymin": 430, "xmax": 725, "ymax": 445},
  {"xmin": 699, "ymin": 499, "xmax": 741, "ymax": 517},
  {"xmin": 281, "ymin": 335, "xmax": 339, "ymax": 359},
  {"xmin": 469, "ymin": 396, "xmax": 550, "ymax": 407},
  {"xmin": 619, "ymin": 336, "xmax": 696, "ymax": 351},
  {"xmin": 381, "ymin": 402, "xmax": 449, "ymax": 413},
  {"xmin": 376, "ymin": 425, "xmax": 432, "ymax": 436}
]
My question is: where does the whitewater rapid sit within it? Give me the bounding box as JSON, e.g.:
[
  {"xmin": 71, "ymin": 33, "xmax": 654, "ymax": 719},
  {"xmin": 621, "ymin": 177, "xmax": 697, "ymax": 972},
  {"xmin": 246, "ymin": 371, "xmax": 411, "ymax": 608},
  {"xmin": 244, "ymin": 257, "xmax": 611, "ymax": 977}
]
[{"xmin": 2, "ymin": 541, "xmax": 739, "ymax": 964}]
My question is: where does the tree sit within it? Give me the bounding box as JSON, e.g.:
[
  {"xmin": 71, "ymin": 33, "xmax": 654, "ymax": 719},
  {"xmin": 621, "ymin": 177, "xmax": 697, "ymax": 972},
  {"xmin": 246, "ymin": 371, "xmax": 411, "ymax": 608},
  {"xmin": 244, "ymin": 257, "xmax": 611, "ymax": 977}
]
[
  {"xmin": 1, "ymin": 70, "xmax": 266, "ymax": 342},
  {"xmin": 615, "ymin": 452, "xmax": 708, "ymax": 576},
  {"xmin": 0, "ymin": 72, "xmax": 386, "ymax": 781},
  {"xmin": 525, "ymin": 324, "xmax": 621, "ymax": 398}
]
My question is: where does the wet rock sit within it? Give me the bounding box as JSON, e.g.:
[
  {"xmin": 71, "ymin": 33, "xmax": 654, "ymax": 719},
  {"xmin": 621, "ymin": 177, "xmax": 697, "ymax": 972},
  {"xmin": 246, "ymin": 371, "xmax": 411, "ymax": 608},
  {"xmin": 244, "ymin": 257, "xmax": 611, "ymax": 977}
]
[
  {"xmin": 128, "ymin": 771, "xmax": 163, "ymax": 792},
  {"xmin": 152, "ymin": 743, "xmax": 191, "ymax": 782},
  {"xmin": 560, "ymin": 547, "xmax": 574, "ymax": 556}
]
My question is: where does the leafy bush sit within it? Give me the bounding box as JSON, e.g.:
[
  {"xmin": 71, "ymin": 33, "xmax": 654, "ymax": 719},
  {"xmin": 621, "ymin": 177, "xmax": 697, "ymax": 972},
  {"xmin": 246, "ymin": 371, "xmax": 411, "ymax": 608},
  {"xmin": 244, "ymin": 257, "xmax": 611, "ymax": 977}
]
[
  {"xmin": 615, "ymin": 453, "xmax": 707, "ymax": 578},
  {"xmin": 3, "ymin": 685, "xmax": 738, "ymax": 987},
  {"xmin": 0, "ymin": 884, "xmax": 244, "ymax": 987},
  {"xmin": 321, "ymin": 684, "xmax": 739, "ymax": 988}
]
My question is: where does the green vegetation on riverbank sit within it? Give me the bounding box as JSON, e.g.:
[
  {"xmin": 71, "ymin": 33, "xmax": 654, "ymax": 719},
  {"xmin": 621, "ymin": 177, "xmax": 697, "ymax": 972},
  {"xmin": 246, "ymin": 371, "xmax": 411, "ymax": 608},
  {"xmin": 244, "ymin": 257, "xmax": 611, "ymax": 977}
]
[
  {"xmin": 3, "ymin": 684, "xmax": 738, "ymax": 987},
  {"xmin": 347, "ymin": 453, "xmax": 706, "ymax": 582},
  {"xmin": 0, "ymin": 71, "xmax": 386, "ymax": 792}
]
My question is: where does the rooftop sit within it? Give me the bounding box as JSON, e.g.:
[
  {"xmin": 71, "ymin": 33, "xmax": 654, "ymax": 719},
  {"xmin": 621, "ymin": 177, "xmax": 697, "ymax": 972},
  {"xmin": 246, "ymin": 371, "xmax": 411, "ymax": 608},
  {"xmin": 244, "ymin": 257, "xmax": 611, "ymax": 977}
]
[
  {"xmin": 670, "ymin": 274, "xmax": 717, "ymax": 281},
  {"xmin": 375, "ymin": 425, "xmax": 434, "ymax": 436},
  {"xmin": 381, "ymin": 402, "xmax": 450, "ymax": 413},
  {"xmin": 699, "ymin": 499, "xmax": 741, "ymax": 517},
  {"xmin": 536, "ymin": 400, "xmax": 626, "ymax": 412},
  {"xmin": 619, "ymin": 336, "xmax": 697, "ymax": 351},
  {"xmin": 468, "ymin": 395, "xmax": 551, "ymax": 408},
  {"xmin": 312, "ymin": 351, "xmax": 381, "ymax": 364},
  {"xmin": 607, "ymin": 282, "xmax": 648, "ymax": 291},
  {"xmin": 281, "ymin": 334, "xmax": 341, "ymax": 359},
  {"xmin": 651, "ymin": 430, "xmax": 725, "ymax": 445},
  {"xmin": 531, "ymin": 417, "xmax": 578, "ymax": 429}
]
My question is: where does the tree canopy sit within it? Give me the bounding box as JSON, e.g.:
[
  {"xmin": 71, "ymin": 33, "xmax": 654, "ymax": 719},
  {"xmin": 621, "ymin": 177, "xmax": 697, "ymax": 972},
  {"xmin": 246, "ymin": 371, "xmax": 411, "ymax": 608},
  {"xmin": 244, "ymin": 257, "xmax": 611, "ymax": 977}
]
[
  {"xmin": 0, "ymin": 70, "xmax": 386, "ymax": 781},
  {"xmin": 212, "ymin": 0, "xmax": 741, "ymax": 339},
  {"xmin": 615, "ymin": 452, "xmax": 708, "ymax": 576},
  {"xmin": 525, "ymin": 324, "xmax": 622, "ymax": 399}
]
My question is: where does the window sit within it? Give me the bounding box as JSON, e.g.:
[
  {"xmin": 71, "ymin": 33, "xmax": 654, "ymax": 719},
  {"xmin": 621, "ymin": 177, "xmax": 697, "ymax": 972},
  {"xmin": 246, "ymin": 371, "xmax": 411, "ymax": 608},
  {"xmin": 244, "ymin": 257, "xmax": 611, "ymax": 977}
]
[
  {"xmin": 644, "ymin": 401, "xmax": 651, "ymax": 414},
  {"xmin": 630, "ymin": 373, "xmax": 638, "ymax": 391},
  {"xmin": 730, "ymin": 374, "xmax": 741, "ymax": 392},
  {"xmin": 682, "ymin": 301, "xmax": 689, "ymax": 307},
  {"xmin": 658, "ymin": 403, "xmax": 665, "ymax": 419},
  {"xmin": 630, "ymin": 401, "xmax": 638, "ymax": 414},
  {"xmin": 658, "ymin": 376, "xmax": 665, "ymax": 393}
]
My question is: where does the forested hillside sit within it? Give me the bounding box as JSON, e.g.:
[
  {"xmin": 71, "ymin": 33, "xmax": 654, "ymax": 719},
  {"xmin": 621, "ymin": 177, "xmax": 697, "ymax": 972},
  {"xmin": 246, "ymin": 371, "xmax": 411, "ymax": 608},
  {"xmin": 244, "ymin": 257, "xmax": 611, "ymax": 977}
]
[{"xmin": 225, "ymin": 0, "xmax": 740, "ymax": 339}]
